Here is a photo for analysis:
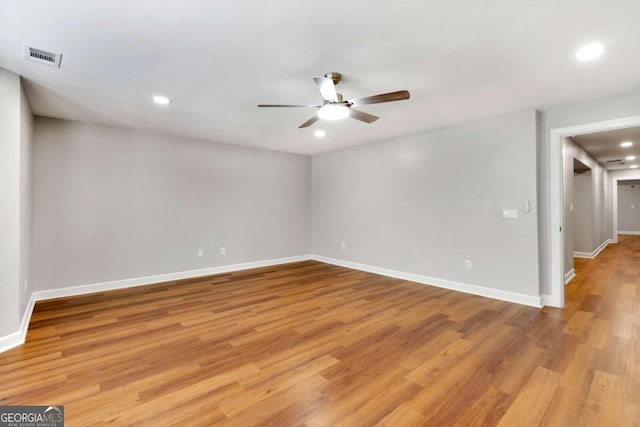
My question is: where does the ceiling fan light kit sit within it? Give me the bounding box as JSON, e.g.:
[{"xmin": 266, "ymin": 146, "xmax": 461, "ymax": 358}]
[
  {"xmin": 318, "ymin": 104, "xmax": 350, "ymax": 120},
  {"xmin": 258, "ymin": 72, "xmax": 410, "ymax": 128}
]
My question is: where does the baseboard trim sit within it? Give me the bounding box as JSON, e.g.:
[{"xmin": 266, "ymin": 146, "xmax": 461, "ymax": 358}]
[
  {"xmin": 0, "ymin": 254, "xmax": 311, "ymax": 353},
  {"xmin": 0, "ymin": 331, "xmax": 21, "ymax": 354},
  {"xmin": 564, "ymin": 268, "xmax": 576, "ymax": 285},
  {"xmin": 33, "ymin": 254, "xmax": 311, "ymax": 301},
  {"xmin": 540, "ymin": 294, "xmax": 553, "ymax": 307},
  {"xmin": 0, "ymin": 294, "xmax": 37, "ymax": 353},
  {"xmin": 20, "ymin": 294, "xmax": 37, "ymax": 342},
  {"xmin": 311, "ymin": 255, "xmax": 541, "ymax": 308},
  {"xmin": 618, "ymin": 231, "xmax": 640, "ymax": 235},
  {"xmin": 572, "ymin": 252, "xmax": 590, "ymax": 258},
  {"xmin": 574, "ymin": 239, "xmax": 611, "ymax": 259}
]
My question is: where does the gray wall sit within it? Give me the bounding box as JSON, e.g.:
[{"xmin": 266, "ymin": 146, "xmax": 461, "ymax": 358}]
[
  {"xmin": 19, "ymin": 83, "xmax": 33, "ymax": 319},
  {"xmin": 562, "ymin": 137, "xmax": 610, "ymax": 274},
  {"xmin": 0, "ymin": 68, "xmax": 33, "ymax": 338},
  {"xmin": 617, "ymin": 182, "xmax": 640, "ymax": 232},
  {"xmin": 610, "ymin": 169, "xmax": 640, "ymax": 236},
  {"xmin": 32, "ymin": 118, "xmax": 311, "ymax": 291},
  {"xmin": 12, "ymin": 83, "xmax": 640, "ymax": 324},
  {"xmin": 573, "ymin": 172, "xmax": 594, "ymax": 252},
  {"xmin": 312, "ymin": 111, "xmax": 540, "ymax": 297},
  {"xmin": 539, "ymin": 89, "xmax": 640, "ymax": 296},
  {"xmin": 610, "ymin": 169, "xmax": 640, "ymax": 182}
]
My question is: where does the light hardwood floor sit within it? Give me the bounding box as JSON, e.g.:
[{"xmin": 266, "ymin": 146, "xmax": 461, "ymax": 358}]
[{"xmin": 1, "ymin": 236, "xmax": 639, "ymax": 426}]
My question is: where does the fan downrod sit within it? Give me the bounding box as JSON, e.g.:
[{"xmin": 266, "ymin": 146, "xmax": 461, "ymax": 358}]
[{"xmin": 324, "ymin": 72, "xmax": 342, "ymax": 86}]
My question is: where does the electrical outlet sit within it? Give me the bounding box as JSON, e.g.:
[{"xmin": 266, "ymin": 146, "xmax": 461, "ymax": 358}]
[
  {"xmin": 465, "ymin": 260, "xmax": 472, "ymax": 270},
  {"xmin": 198, "ymin": 249, "xmax": 204, "ymax": 257},
  {"xmin": 220, "ymin": 247, "xmax": 226, "ymax": 255},
  {"xmin": 341, "ymin": 242, "xmax": 346, "ymax": 250}
]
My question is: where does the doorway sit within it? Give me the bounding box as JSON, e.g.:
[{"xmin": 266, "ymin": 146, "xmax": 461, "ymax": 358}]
[
  {"xmin": 567, "ymin": 159, "xmax": 593, "ymax": 280},
  {"xmin": 549, "ymin": 115, "xmax": 640, "ymax": 307},
  {"xmin": 615, "ymin": 179, "xmax": 640, "ymax": 236}
]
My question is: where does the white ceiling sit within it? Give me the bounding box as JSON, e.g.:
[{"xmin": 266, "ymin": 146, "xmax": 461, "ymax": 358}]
[
  {"xmin": 573, "ymin": 127, "xmax": 640, "ymax": 170},
  {"xmin": 1, "ymin": 0, "xmax": 640, "ymax": 155}
]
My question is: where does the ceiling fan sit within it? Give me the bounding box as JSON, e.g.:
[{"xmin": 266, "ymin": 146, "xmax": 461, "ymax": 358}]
[{"xmin": 258, "ymin": 72, "xmax": 410, "ymax": 128}]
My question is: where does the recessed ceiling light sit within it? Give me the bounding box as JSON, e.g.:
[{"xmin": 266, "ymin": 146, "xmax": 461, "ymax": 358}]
[
  {"xmin": 626, "ymin": 155, "xmax": 636, "ymax": 161},
  {"xmin": 631, "ymin": 165, "xmax": 639, "ymax": 169},
  {"xmin": 152, "ymin": 95, "xmax": 171, "ymax": 105},
  {"xmin": 314, "ymin": 129, "xmax": 326, "ymax": 138},
  {"xmin": 575, "ymin": 42, "xmax": 605, "ymax": 62},
  {"xmin": 317, "ymin": 104, "xmax": 350, "ymax": 121},
  {"xmin": 621, "ymin": 141, "xmax": 633, "ymax": 148}
]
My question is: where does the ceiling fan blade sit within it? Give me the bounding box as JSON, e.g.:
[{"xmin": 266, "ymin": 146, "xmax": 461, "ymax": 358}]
[
  {"xmin": 298, "ymin": 116, "xmax": 319, "ymax": 128},
  {"xmin": 348, "ymin": 90, "xmax": 410, "ymax": 107},
  {"xmin": 313, "ymin": 77, "xmax": 339, "ymax": 102},
  {"xmin": 258, "ymin": 104, "xmax": 320, "ymax": 108},
  {"xmin": 349, "ymin": 108, "xmax": 379, "ymax": 124}
]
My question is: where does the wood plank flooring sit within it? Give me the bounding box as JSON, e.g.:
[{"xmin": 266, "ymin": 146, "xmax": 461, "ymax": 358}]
[{"xmin": 1, "ymin": 235, "xmax": 639, "ymax": 426}]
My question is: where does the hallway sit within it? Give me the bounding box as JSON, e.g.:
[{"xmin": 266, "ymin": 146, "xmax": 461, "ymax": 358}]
[{"xmin": 542, "ymin": 234, "xmax": 640, "ymax": 424}]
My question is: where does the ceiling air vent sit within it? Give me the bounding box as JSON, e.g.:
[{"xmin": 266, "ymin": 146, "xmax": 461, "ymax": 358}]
[
  {"xmin": 24, "ymin": 45, "xmax": 62, "ymax": 68},
  {"xmin": 606, "ymin": 159, "xmax": 624, "ymax": 164}
]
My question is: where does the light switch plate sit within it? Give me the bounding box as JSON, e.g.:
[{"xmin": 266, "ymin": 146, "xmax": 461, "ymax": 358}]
[{"xmin": 502, "ymin": 208, "xmax": 518, "ymax": 219}]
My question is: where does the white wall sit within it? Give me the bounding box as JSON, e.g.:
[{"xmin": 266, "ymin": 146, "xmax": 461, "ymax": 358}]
[
  {"xmin": 0, "ymin": 68, "xmax": 32, "ymax": 339},
  {"xmin": 617, "ymin": 182, "xmax": 640, "ymax": 233},
  {"xmin": 312, "ymin": 111, "xmax": 540, "ymax": 300},
  {"xmin": 539, "ymin": 90, "xmax": 640, "ymax": 296},
  {"xmin": 32, "ymin": 118, "xmax": 311, "ymax": 291}
]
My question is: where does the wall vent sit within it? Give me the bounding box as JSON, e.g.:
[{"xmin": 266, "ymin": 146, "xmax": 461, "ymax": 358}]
[{"xmin": 24, "ymin": 45, "xmax": 62, "ymax": 68}]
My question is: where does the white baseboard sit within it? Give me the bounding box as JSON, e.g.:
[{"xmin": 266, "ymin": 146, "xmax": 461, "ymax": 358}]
[
  {"xmin": 0, "ymin": 331, "xmax": 21, "ymax": 354},
  {"xmin": 20, "ymin": 294, "xmax": 37, "ymax": 342},
  {"xmin": 2, "ymin": 252, "xmax": 551, "ymax": 353},
  {"xmin": 540, "ymin": 294, "xmax": 553, "ymax": 307},
  {"xmin": 32, "ymin": 254, "xmax": 311, "ymax": 301},
  {"xmin": 619, "ymin": 231, "xmax": 640, "ymax": 235},
  {"xmin": 564, "ymin": 268, "xmax": 576, "ymax": 285},
  {"xmin": 0, "ymin": 254, "xmax": 311, "ymax": 353},
  {"xmin": 574, "ymin": 239, "xmax": 611, "ymax": 259},
  {"xmin": 0, "ymin": 294, "xmax": 37, "ymax": 353},
  {"xmin": 572, "ymin": 252, "xmax": 590, "ymax": 258},
  {"xmin": 310, "ymin": 255, "xmax": 542, "ymax": 308}
]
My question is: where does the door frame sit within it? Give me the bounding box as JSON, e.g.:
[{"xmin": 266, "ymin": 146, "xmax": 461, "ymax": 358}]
[
  {"xmin": 613, "ymin": 174, "xmax": 640, "ymax": 236},
  {"xmin": 548, "ymin": 115, "xmax": 640, "ymax": 307}
]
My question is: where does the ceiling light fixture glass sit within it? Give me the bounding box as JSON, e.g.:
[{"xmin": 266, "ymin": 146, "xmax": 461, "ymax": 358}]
[
  {"xmin": 317, "ymin": 104, "xmax": 349, "ymax": 121},
  {"xmin": 314, "ymin": 129, "xmax": 326, "ymax": 138},
  {"xmin": 153, "ymin": 95, "xmax": 171, "ymax": 105},
  {"xmin": 631, "ymin": 165, "xmax": 639, "ymax": 169},
  {"xmin": 626, "ymin": 155, "xmax": 636, "ymax": 161},
  {"xmin": 575, "ymin": 42, "xmax": 605, "ymax": 61},
  {"xmin": 621, "ymin": 141, "xmax": 634, "ymax": 148}
]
